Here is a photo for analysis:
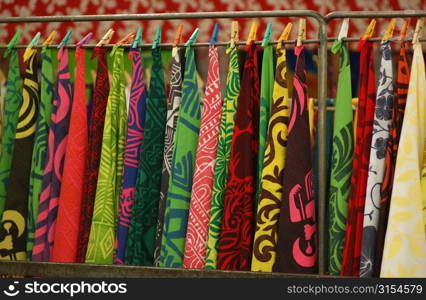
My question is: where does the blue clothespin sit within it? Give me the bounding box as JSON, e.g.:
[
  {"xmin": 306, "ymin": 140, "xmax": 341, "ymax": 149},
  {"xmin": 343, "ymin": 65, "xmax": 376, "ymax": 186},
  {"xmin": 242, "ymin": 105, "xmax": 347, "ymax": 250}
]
[
  {"xmin": 58, "ymin": 30, "xmax": 73, "ymax": 48},
  {"xmin": 4, "ymin": 29, "xmax": 22, "ymax": 58},
  {"xmin": 23, "ymin": 32, "xmax": 41, "ymax": 62},
  {"xmin": 76, "ymin": 32, "xmax": 93, "ymax": 46},
  {"xmin": 132, "ymin": 27, "xmax": 143, "ymax": 48},
  {"xmin": 262, "ymin": 23, "xmax": 272, "ymax": 47},
  {"xmin": 209, "ymin": 24, "xmax": 220, "ymax": 46},
  {"xmin": 152, "ymin": 27, "xmax": 162, "ymax": 49},
  {"xmin": 185, "ymin": 28, "xmax": 200, "ymax": 46}
]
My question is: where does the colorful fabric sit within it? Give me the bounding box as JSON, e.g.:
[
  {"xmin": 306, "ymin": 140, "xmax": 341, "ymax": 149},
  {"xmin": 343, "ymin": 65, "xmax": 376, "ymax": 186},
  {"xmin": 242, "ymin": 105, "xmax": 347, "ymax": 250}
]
[
  {"xmin": 159, "ymin": 45, "xmax": 201, "ymax": 268},
  {"xmin": 380, "ymin": 40, "xmax": 426, "ymax": 277},
  {"xmin": 125, "ymin": 47, "xmax": 167, "ymax": 266},
  {"xmin": 0, "ymin": 49, "xmax": 21, "ymax": 215},
  {"xmin": 76, "ymin": 47, "xmax": 110, "ymax": 262},
  {"xmin": 217, "ymin": 42, "xmax": 259, "ymax": 271},
  {"xmin": 32, "ymin": 47, "xmax": 73, "ymax": 262},
  {"xmin": 205, "ymin": 45, "xmax": 239, "ymax": 269},
  {"xmin": 114, "ymin": 48, "xmax": 148, "ymax": 265},
  {"xmin": 0, "ymin": 51, "xmax": 39, "ymax": 261},
  {"xmin": 183, "ymin": 45, "xmax": 222, "ymax": 269},
  {"xmin": 327, "ymin": 40, "xmax": 354, "ymax": 275},
  {"xmin": 26, "ymin": 45, "xmax": 54, "ymax": 259},
  {"xmin": 51, "ymin": 46, "xmax": 88, "ymax": 263},
  {"xmin": 374, "ymin": 41, "xmax": 409, "ymax": 277},
  {"xmin": 85, "ymin": 47, "xmax": 127, "ymax": 264},
  {"xmin": 153, "ymin": 47, "xmax": 184, "ymax": 265},
  {"xmin": 360, "ymin": 40, "xmax": 394, "ymax": 278},
  {"xmin": 251, "ymin": 45, "xmax": 289, "ymax": 272},
  {"xmin": 341, "ymin": 39, "xmax": 376, "ymax": 276},
  {"xmin": 274, "ymin": 46, "xmax": 317, "ymax": 274}
]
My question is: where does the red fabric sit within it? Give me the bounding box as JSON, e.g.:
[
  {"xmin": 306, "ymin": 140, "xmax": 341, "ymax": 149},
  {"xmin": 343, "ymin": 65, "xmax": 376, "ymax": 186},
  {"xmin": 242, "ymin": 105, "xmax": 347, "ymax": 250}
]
[
  {"xmin": 341, "ymin": 40, "xmax": 376, "ymax": 277},
  {"xmin": 51, "ymin": 46, "xmax": 88, "ymax": 262}
]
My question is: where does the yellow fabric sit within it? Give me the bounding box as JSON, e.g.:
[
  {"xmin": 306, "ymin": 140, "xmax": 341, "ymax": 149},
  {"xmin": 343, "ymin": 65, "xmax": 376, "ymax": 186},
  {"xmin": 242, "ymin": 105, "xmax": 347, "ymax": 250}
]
[{"xmin": 380, "ymin": 42, "xmax": 426, "ymax": 277}]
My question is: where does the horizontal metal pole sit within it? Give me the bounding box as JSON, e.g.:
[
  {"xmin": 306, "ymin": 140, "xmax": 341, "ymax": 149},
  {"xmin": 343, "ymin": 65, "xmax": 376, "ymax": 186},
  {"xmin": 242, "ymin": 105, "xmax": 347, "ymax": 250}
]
[
  {"xmin": 325, "ymin": 10, "xmax": 426, "ymax": 21},
  {"xmin": 0, "ymin": 10, "xmax": 323, "ymax": 24}
]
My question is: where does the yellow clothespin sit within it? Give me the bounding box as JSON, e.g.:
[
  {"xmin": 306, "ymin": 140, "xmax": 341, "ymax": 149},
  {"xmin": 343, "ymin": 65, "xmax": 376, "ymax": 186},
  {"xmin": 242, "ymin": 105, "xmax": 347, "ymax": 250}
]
[
  {"xmin": 111, "ymin": 32, "xmax": 135, "ymax": 55},
  {"xmin": 230, "ymin": 21, "xmax": 239, "ymax": 49},
  {"xmin": 296, "ymin": 18, "xmax": 306, "ymax": 47},
  {"xmin": 23, "ymin": 32, "xmax": 40, "ymax": 62},
  {"xmin": 382, "ymin": 18, "xmax": 396, "ymax": 41},
  {"xmin": 42, "ymin": 30, "xmax": 57, "ymax": 47},
  {"xmin": 246, "ymin": 22, "xmax": 257, "ymax": 46},
  {"xmin": 277, "ymin": 23, "xmax": 292, "ymax": 49},
  {"xmin": 413, "ymin": 17, "xmax": 424, "ymax": 44},
  {"xmin": 362, "ymin": 19, "xmax": 376, "ymax": 40},
  {"xmin": 172, "ymin": 24, "xmax": 184, "ymax": 47},
  {"xmin": 96, "ymin": 28, "xmax": 114, "ymax": 47},
  {"xmin": 399, "ymin": 18, "xmax": 410, "ymax": 41}
]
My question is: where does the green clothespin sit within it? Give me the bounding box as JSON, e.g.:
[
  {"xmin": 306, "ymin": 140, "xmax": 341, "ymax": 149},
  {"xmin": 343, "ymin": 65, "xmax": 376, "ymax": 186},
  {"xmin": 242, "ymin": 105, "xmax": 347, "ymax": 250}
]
[
  {"xmin": 185, "ymin": 28, "xmax": 200, "ymax": 46},
  {"xmin": 23, "ymin": 32, "xmax": 41, "ymax": 62},
  {"xmin": 262, "ymin": 23, "xmax": 272, "ymax": 47},
  {"xmin": 4, "ymin": 29, "xmax": 22, "ymax": 58},
  {"xmin": 57, "ymin": 30, "xmax": 72, "ymax": 48},
  {"xmin": 152, "ymin": 27, "xmax": 162, "ymax": 49},
  {"xmin": 132, "ymin": 27, "xmax": 143, "ymax": 48}
]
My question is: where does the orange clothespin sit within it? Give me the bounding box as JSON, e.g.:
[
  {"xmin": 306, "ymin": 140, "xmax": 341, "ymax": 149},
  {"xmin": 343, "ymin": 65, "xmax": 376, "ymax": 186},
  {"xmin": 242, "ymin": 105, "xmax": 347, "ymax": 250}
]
[
  {"xmin": 246, "ymin": 22, "xmax": 257, "ymax": 46},
  {"xmin": 277, "ymin": 23, "xmax": 292, "ymax": 49},
  {"xmin": 296, "ymin": 18, "xmax": 306, "ymax": 46},
  {"xmin": 96, "ymin": 28, "xmax": 114, "ymax": 47},
  {"xmin": 399, "ymin": 18, "xmax": 410, "ymax": 41},
  {"xmin": 413, "ymin": 17, "xmax": 424, "ymax": 44},
  {"xmin": 42, "ymin": 30, "xmax": 57, "ymax": 47},
  {"xmin": 382, "ymin": 18, "xmax": 396, "ymax": 41},
  {"xmin": 173, "ymin": 24, "xmax": 184, "ymax": 47},
  {"xmin": 362, "ymin": 19, "xmax": 376, "ymax": 40},
  {"xmin": 111, "ymin": 32, "xmax": 135, "ymax": 55}
]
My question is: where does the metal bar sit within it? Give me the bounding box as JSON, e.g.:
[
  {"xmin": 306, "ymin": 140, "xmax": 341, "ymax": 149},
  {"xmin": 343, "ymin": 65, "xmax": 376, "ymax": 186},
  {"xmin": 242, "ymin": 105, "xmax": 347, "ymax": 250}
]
[{"xmin": 325, "ymin": 10, "xmax": 426, "ymax": 21}]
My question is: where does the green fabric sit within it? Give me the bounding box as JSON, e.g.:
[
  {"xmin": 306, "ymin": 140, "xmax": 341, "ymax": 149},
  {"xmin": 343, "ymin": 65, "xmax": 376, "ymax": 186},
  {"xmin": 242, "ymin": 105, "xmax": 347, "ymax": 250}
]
[
  {"xmin": 204, "ymin": 45, "xmax": 240, "ymax": 269},
  {"xmin": 125, "ymin": 47, "xmax": 167, "ymax": 266},
  {"xmin": 327, "ymin": 40, "xmax": 354, "ymax": 275},
  {"xmin": 0, "ymin": 49, "xmax": 22, "ymax": 215},
  {"xmin": 26, "ymin": 46, "xmax": 55, "ymax": 258},
  {"xmin": 85, "ymin": 47, "xmax": 127, "ymax": 264},
  {"xmin": 159, "ymin": 45, "xmax": 201, "ymax": 268},
  {"xmin": 257, "ymin": 44, "xmax": 274, "ymax": 201}
]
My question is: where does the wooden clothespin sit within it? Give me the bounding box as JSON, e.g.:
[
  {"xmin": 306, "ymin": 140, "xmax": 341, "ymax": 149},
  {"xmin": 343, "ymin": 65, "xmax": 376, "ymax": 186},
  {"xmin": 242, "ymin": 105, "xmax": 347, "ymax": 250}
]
[
  {"xmin": 96, "ymin": 29, "xmax": 114, "ymax": 47},
  {"xmin": 23, "ymin": 32, "xmax": 41, "ymax": 62},
  {"xmin": 209, "ymin": 23, "xmax": 220, "ymax": 46},
  {"xmin": 296, "ymin": 18, "xmax": 306, "ymax": 46},
  {"xmin": 4, "ymin": 29, "xmax": 22, "ymax": 58},
  {"xmin": 230, "ymin": 21, "xmax": 239, "ymax": 49},
  {"xmin": 132, "ymin": 27, "xmax": 143, "ymax": 48},
  {"xmin": 338, "ymin": 18, "xmax": 349, "ymax": 41},
  {"xmin": 58, "ymin": 30, "xmax": 72, "ymax": 48},
  {"xmin": 277, "ymin": 23, "xmax": 292, "ymax": 49},
  {"xmin": 77, "ymin": 32, "xmax": 93, "ymax": 46},
  {"xmin": 42, "ymin": 30, "xmax": 57, "ymax": 47},
  {"xmin": 246, "ymin": 22, "xmax": 257, "ymax": 46},
  {"xmin": 382, "ymin": 18, "xmax": 396, "ymax": 41},
  {"xmin": 413, "ymin": 17, "xmax": 424, "ymax": 44},
  {"xmin": 185, "ymin": 28, "xmax": 200, "ymax": 46},
  {"xmin": 173, "ymin": 24, "xmax": 184, "ymax": 47},
  {"xmin": 399, "ymin": 18, "xmax": 410, "ymax": 41},
  {"xmin": 152, "ymin": 27, "xmax": 162, "ymax": 49},
  {"xmin": 261, "ymin": 23, "xmax": 272, "ymax": 47}
]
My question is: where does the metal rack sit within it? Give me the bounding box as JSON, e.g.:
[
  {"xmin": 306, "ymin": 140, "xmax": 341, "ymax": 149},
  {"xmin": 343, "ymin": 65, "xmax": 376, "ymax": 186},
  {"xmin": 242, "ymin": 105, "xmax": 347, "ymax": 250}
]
[{"xmin": 0, "ymin": 9, "xmax": 424, "ymax": 278}]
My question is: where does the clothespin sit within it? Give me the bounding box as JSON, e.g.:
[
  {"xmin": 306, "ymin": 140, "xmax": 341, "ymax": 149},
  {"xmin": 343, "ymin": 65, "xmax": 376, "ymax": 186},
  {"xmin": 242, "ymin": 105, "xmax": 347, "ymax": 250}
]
[
  {"xmin": 361, "ymin": 19, "xmax": 376, "ymax": 40},
  {"xmin": 399, "ymin": 18, "xmax": 410, "ymax": 41},
  {"xmin": 111, "ymin": 32, "xmax": 135, "ymax": 55},
  {"xmin": 338, "ymin": 18, "xmax": 349, "ymax": 41},
  {"xmin": 152, "ymin": 27, "xmax": 162, "ymax": 49},
  {"xmin": 412, "ymin": 17, "xmax": 424, "ymax": 44},
  {"xmin": 23, "ymin": 32, "xmax": 40, "ymax": 62},
  {"xmin": 296, "ymin": 18, "xmax": 306, "ymax": 47},
  {"xmin": 132, "ymin": 27, "xmax": 143, "ymax": 48},
  {"xmin": 173, "ymin": 24, "xmax": 184, "ymax": 47},
  {"xmin": 77, "ymin": 32, "xmax": 93, "ymax": 46},
  {"xmin": 246, "ymin": 22, "xmax": 257, "ymax": 46},
  {"xmin": 209, "ymin": 23, "xmax": 220, "ymax": 46},
  {"xmin": 382, "ymin": 18, "xmax": 396, "ymax": 41},
  {"xmin": 57, "ymin": 30, "xmax": 73, "ymax": 48},
  {"xmin": 185, "ymin": 28, "xmax": 200, "ymax": 46},
  {"xmin": 230, "ymin": 21, "xmax": 239, "ymax": 49},
  {"xmin": 277, "ymin": 23, "xmax": 292, "ymax": 49},
  {"xmin": 42, "ymin": 30, "xmax": 57, "ymax": 47},
  {"xmin": 96, "ymin": 28, "xmax": 114, "ymax": 47},
  {"xmin": 261, "ymin": 23, "xmax": 272, "ymax": 47},
  {"xmin": 4, "ymin": 29, "xmax": 22, "ymax": 58}
]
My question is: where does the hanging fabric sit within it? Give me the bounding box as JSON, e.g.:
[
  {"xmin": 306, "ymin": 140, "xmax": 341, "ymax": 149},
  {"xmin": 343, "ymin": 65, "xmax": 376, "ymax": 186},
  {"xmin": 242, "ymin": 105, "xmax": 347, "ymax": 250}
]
[
  {"xmin": 374, "ymin": 40, "xmax": 409, "ymax": 277},
  {"xmin": 32, "ymin": 46, "xmax": 73, "ymax": 262},
  {"xmin": 380, "ymin": 38, "xmax": 426, "ymax": 277},
  {"xmin": 327, "ymin": 39, "xmax": 354, "ymax": 275},
  {"xmin": 217, "ymin": 42, "xmax": 259, "ymax": 271},
  {"xmin": 153, "ymin": 47, "xmax": 184, "ymax": 265},
  {"xmin": 159, "ymin": 41, "xmax": 201, "ymax": 268},
  {"xmin": 360, "ymin": 40, "xmax": 394, "ymax": 277},
  {"xmin": 341, "ymin": 38, "xmax": 376, "ymax": 277},
  {"xmin": 114, "ymin": 47, "xmax": 148, "ymax": 265},
  {"xmin": 51, "ymin": 43, "xmax": 89, "ymax": 262},
  {"xmin": 1, "ymin": 49, "xmax": 39, "ymax": 260},
  {"xmin": 85, "ymin": 46, "xmax": 127, "ymax": 264},
  {"xmin": 251, "ymin": 43, "xmax": 289, "ymax": 272},
  {"xmin": 274, "ymin": 45, "xmax": 317, "ymax": 274},
  {"xmin": 205, "ymin": 44, "xmax": 240, "ymax": 269},
  {"xmin": 76, "ymin": 47, "xmax": 110, "ymax": 262},
  {"xmin": 125, "ymin": 46, "xmax": 167, "ymax": 266},
  {"xmin": 183, "ymin": 43, "xmax": 222, "ymax": 269}
]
